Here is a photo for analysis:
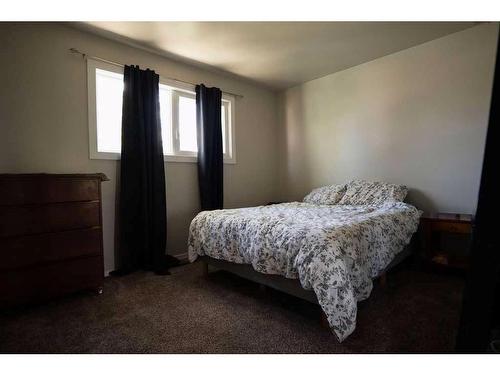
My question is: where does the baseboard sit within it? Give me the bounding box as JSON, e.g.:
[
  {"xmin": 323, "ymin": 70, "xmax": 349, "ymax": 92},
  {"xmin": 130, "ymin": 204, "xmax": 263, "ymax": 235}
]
[{"xmin": 105, "ymin": 252, "xmax": 189, "ymax": 277}]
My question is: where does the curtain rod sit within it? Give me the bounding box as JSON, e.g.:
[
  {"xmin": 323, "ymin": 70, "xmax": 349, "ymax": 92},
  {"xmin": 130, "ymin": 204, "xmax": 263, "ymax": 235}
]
[{"xmin": 69, "ymin": 48, "xmax": 244, "ymax": 98}]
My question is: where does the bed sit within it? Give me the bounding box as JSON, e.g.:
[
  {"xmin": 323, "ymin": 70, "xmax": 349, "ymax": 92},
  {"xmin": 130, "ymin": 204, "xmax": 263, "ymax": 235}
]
[{"xmin": 188, "ymin": 181, "xmax": 422, "ymax": 341}]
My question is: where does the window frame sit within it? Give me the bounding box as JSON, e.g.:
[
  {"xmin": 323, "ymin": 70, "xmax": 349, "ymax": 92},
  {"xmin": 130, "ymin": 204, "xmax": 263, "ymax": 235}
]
[{"xmin": 87, "ymin": 58, "xmax": 236, "ymax": 164}]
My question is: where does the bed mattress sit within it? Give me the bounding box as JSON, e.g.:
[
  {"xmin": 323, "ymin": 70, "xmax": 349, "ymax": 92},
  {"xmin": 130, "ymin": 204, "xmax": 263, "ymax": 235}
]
[{"xmin": 188, "ymin": 201, "xmax": 421, "ymax": 341}]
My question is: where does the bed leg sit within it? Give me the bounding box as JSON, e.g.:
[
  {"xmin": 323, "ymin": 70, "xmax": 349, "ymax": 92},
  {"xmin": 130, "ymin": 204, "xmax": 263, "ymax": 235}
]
[
  {"xmin": 320, "ymin": 311, "xmax": 330, "ymax": 329},
  {"xmin": 380, "ymin": 272, "xmax": 387, "ymax": 287},
  {"xmin": 201, "ymin": 261, "xmax": 209, "ymax": 277}
]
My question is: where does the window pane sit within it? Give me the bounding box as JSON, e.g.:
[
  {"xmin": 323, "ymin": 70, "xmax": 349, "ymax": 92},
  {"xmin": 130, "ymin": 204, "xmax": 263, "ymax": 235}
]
[
  {"xmin": 159, "ymin": 85, "xmax": 173, "ymax": 155},
  {"xmin": 178, "ymin": 95, "xmax": 198, "ymax": 152},
  {"xmin": 221, "ymin": 104, "xmax": 226, "ymax": 154},
  {"xmin": 93, "ymin": 67, "xmax": 233, "ymax": 161},
  {"xmin": 95, "ymin": 69, "xmax": 123, "ymax": 153}
]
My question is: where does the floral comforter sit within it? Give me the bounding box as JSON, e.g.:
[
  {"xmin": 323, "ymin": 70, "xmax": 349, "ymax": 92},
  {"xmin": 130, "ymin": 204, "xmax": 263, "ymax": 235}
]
[{"xmin": 188, "ymin": 201, "xmax": 421, "ymax": 341}]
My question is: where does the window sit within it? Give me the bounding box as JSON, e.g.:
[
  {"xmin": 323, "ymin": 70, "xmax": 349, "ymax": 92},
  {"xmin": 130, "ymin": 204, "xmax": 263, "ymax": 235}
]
[{"xmin": 87, "ymin": 59, "xmax": 236, "ymax": 163}]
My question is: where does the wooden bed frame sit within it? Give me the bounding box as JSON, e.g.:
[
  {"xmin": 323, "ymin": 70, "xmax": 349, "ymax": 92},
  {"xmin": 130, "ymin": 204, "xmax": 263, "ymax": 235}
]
[{"xmin": 197, "ymin": 242, "xmax": 414, "ymax": 305}]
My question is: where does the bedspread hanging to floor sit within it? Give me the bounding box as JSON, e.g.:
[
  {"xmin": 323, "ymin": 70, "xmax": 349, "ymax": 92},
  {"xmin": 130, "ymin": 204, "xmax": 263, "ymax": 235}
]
[{"xmin": 188, "ymin": 201, "xmax": 421, "ymax": 341}]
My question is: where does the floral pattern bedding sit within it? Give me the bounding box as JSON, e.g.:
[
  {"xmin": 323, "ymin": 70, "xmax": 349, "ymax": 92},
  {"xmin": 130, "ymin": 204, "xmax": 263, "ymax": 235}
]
[
  {"xmin": 338, "ymin": 180, "xmax": 408, "ymax": 205},
  {"xmin": 303, "ymin": 184, "xmax": 347, "ymax": 205},
  {"xmin": 188, "ymin": 201, "xmax": 421, "ymax": 341}
]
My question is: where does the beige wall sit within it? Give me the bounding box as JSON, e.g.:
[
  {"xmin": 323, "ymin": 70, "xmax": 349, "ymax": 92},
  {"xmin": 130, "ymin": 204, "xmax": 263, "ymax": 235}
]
[
  {"xmin": 0, "ymin": 23, "xmax": 280, "ymax": 273},
  {"xmin": 279, "ymin": 23, "xmax": 498, "ymax": 214}
]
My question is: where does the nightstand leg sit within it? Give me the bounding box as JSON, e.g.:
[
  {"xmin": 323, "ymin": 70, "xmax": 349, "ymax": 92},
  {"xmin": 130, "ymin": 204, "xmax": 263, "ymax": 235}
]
[{"xmin": 380, "ymin": 273, "xmax": 387, "ymax": 287}]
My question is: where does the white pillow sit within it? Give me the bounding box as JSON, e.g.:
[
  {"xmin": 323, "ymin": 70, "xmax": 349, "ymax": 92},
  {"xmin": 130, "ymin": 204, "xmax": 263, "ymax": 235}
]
[
  {"xmin": 338, "ymin": 180, "xmax": 408, "ymax": 205},
  {"xmin": 303, "ymin": 184, "xmax": 347, "ymax": 205}
]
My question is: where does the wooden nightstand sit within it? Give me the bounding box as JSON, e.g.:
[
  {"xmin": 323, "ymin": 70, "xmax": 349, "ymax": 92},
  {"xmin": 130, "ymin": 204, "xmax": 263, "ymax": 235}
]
[{"xmin": 420, "ymin": 213, "xmax": 473, "ymax": 271}]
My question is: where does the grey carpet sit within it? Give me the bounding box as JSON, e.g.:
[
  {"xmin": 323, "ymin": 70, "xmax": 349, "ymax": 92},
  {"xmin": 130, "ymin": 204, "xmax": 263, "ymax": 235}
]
[{"xmin": 0, "ymin": 262, "xmax": 464, "ymax": 353}]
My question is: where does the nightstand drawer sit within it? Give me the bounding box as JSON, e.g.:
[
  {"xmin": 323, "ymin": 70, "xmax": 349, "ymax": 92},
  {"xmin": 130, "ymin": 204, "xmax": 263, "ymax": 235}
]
[{"xmin": 430, "ymin": 221, "xmax": 472, "ymax": 234}]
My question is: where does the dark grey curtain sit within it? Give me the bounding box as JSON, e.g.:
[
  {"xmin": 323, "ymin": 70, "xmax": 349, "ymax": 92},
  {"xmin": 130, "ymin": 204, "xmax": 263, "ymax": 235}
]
[
  {"xmin": 195, "ymin": 84, "xmax": 223, "ymax": 211},
  {"xmin": 116, "ymin": 65, "xmax": 169, "ymax": 275}
]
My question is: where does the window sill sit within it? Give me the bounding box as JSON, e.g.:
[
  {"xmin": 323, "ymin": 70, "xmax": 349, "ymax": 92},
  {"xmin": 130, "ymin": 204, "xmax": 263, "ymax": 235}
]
[
  {"xmin": 165, "ymin": 155, "xmax": 236, "ymax": 164},
  {"xmin": 89, "ymin": 153, "xmax": 236, "ymax": 164}
]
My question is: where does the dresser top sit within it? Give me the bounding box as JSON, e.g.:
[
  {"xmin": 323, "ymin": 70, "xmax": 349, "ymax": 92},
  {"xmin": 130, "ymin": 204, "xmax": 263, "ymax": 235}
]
[{"xmin": 0, "ymin": 173, "xmax": 109, "ymax": 181}]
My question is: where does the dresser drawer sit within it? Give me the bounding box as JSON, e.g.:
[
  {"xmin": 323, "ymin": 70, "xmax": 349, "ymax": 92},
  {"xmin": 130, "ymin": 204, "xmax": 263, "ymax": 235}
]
[
  {"xmin": 0, "ymin": 227, "xmax": 102, "ymax": 270},
  {"xmin": 0, "ymin": 178, "xmax": 99, "ymax": 205},
  {"xmin": 0, "ymin": 201, "xmax": 101, "ymax": 237},
  {"xmin": 0, "ymin": 256, "xmax": 103, "ymax": 307}
]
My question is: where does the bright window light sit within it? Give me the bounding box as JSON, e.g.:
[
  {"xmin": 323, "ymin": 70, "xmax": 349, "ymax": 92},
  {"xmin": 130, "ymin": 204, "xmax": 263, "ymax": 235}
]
[
  {"xmin": 178, "ymin": 95, "xmax": 198, "ymax": 153},
  {"xmin": 95, "ymin": 69, "xmax": 123, "ymax": 153},
  {"xmin": 221, "ymin": 102, "xmax": 227, "ymax": 154},
  {"xmin": 159, "ymin": 85, "xmax": 173, "ymax": 155}
]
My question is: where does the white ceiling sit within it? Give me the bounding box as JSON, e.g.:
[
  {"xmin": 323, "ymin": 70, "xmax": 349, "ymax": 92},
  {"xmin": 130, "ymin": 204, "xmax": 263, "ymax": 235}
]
[{"xmin": 76, "ymin": 22, "xmax": 476, "ymax": 90}]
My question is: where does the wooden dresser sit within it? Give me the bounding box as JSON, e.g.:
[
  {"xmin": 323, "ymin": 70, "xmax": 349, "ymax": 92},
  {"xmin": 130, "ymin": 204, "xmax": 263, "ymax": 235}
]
[{"xmin": 0, "ymin": 173, "xmax": 108, "ymax": 307}]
